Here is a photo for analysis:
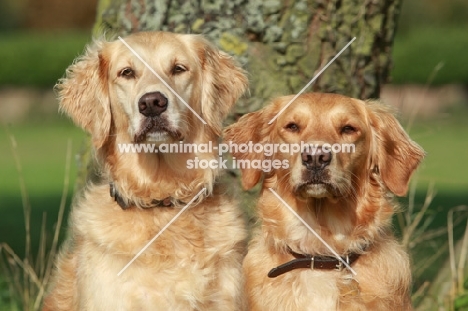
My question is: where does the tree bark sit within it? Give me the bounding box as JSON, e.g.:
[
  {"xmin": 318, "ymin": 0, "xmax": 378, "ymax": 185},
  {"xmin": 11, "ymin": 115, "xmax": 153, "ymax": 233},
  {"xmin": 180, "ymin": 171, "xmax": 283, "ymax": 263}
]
[{"xmin": 94, "ymin": 0, "xmax": 403, "ymax": 115}]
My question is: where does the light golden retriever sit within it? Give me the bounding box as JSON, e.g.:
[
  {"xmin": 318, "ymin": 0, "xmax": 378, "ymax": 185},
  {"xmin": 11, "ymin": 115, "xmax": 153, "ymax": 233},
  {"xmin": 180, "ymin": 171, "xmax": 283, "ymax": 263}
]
[
  {"xmin": 43, "ymin": 31, "xmax": 248, "ymax": 311},
  {"xmin": 224, "ymin": 93, "xmax": 425, "ymax": 310}
]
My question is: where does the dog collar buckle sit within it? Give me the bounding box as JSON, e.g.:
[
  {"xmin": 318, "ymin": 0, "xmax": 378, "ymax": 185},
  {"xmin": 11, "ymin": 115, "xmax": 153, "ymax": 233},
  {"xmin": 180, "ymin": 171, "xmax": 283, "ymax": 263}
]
[{"xmin": 335, "ymin": 255, "xmax": 349, "ymax": 271}]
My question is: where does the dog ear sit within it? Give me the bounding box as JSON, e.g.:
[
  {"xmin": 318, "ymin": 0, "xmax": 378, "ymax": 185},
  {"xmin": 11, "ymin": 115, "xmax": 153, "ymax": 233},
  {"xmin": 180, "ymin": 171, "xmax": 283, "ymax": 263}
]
[
  {"xmin": 367, "ymin": 101, "xmax": 425, "ymax": 196},
  {"xmin": 223, "ymin": 108, "xmax": 272, "ymax": 190},
  {"xmin": 56, "ymin": 39, "xmax": 111, "ymax": 149},
  {"xmin": 197, "ymin": 38, "xmax": 248, "ymax": 135}
]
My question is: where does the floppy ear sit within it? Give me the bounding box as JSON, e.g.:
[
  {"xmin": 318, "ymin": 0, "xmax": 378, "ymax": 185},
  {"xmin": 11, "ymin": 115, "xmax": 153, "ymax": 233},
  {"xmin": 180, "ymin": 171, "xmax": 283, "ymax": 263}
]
[
  {"xmin": 367, "ymin": 101, "xmax": 425, "ymax": 196},
  {"xmin": 223, "ymin": 108, "xmax": 272, "ymax": 190},
  {"xmin": 197, "ymin": 38, "xmax": 248, "ymax": 135},
  {"xmin": 56, "ymin": 39, "xmax": 111, "ymax": 149}
]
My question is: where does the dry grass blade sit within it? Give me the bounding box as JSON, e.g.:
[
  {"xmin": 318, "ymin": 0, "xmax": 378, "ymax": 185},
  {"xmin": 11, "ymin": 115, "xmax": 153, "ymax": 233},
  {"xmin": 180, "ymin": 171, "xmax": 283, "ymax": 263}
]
[
  {"xmin": 401, "ymin": 182, "xmax": 436, "ymax": 249},
  {"xmin": 405, "ymin": 61, "xmax": 444, "ymax": 133},
  {"xmin": 413, "ymin": 242, "xmax": 448, "ymax": 277},
  {"xmin": 412, "ymin": 281, "xmax": 430, "ymax": 304},
  {"xmin": 410, "ymin": 227, "xmax": 446, "ymax": 248},
  {"xmin": 447, "ymin": 205, "xmax": 468, "ymax": 303},
  {"xmin": 0, "ymin": 126, "xmax": 72, "ymax": 311},
  {"xmin": 457, "ymin": 211, "xmax": 468, "ymax": 293},
  {"xmin": 33, "ymin": 140, "xmax": 72, "ymax": 309},
  {"xmin": 0, "ymin": 243, "xmax": 42, "ymax": 289},
  {"xmin": 5, "ymin": 126, "xmax": 33, "ymax": 308},
  {"xmin": 35, "ymin": 213, "xmax": 47, "ymax": 285}
]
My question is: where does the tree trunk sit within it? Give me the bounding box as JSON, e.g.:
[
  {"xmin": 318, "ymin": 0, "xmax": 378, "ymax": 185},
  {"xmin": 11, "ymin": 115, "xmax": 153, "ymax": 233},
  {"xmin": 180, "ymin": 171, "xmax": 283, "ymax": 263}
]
[{"xmin": 94, "ymin": 0, "xmax": 402, "ymax": 114}]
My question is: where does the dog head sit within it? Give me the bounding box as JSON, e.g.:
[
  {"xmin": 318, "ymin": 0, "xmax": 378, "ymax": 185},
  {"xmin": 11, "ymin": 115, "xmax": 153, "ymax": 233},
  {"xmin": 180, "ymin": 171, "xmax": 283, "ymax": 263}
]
[
  {"xmin": 224, "ymin": 93, "xmax": 425, "ymax": 198},
  {"xmin": 57, "ymin": 31, "xmax": 248, "ymax": 149}
]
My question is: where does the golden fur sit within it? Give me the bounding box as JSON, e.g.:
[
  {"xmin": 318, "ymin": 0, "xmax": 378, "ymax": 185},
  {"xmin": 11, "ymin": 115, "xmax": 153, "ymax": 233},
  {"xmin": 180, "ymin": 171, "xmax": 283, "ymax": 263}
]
[
  {"xmin": 224, "ymin": 93, "xmax": 425, "ymax": 310},
  {"xmin": 43, "ymin": 31, "xmax": 248, "ymax": 310}
]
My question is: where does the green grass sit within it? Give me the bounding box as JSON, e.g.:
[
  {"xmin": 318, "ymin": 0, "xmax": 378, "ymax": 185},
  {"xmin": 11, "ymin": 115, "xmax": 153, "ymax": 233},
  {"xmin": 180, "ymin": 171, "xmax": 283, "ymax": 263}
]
[
  {"xmin": 0, "ymin": 30, "xmax": 91, "ymax": 87},
  {"xmin": 0, "ymin": 119, "xmax": 87, "ymax": 258},
  {"xmin": 407, "ymin": 108, "xmax": 468, "ymax": 193},
  {"xmin": 395, "ymin": 106, "xmax": 468, "ymax": 299},
  {"xmin": 392, "ymin": 25, "xmax": 468, "ymax": 85},
  {"xmin": 0, "ymin": 120, "xmax": 87, "ymax": 195}
]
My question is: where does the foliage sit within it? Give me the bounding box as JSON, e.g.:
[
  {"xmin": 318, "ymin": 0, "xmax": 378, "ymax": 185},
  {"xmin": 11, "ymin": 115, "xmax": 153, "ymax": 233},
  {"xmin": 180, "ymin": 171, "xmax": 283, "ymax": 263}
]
[
  {"xmin": 0, "ymin": 31, "xmax": 90, "ymax": 87},
  {"xmin": 391, "ymin": 26, "xmax": 468, "ymax": 85}
]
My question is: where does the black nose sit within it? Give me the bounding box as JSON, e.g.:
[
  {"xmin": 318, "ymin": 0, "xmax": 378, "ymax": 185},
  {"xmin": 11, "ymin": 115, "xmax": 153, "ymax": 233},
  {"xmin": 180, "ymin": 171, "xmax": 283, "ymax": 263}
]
[
  {"xmin": 301, "ymin": 145, "xmax": 332, "ymax": 170},
  {"xmin": 138, "ymin": 92, "xmax": 168, "ymax": 117}
]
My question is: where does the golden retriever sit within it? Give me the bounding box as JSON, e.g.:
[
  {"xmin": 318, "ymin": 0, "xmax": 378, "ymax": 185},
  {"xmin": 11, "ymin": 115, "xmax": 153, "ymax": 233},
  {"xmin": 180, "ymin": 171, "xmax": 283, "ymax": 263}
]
[
  {"xmin": 43, "ymin": 31, "xmax": 248, "ymax": 311},
  {"xmin": 224, "ymin": 93, "xmax": 425, "ymax": 310}
]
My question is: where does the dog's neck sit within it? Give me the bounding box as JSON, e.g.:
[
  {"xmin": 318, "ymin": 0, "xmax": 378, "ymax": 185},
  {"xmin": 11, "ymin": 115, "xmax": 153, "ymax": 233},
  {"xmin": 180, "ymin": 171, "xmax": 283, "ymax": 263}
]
[
  {"xmin": 109, "ymin": 182, "xmax": 186, "ymax": 209},
  {"xmin": 260, "ymin": 182, "xmax": 391, "ymax": 256},
  {"xmin": 98, "ymin": 135, "xmax": 219, "ymax": 209}
]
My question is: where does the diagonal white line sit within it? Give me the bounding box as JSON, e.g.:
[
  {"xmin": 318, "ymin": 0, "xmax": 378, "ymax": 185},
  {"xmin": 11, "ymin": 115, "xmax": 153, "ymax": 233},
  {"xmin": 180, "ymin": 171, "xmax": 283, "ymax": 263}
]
[
  {"xmin": 268, "ymin": 37, "xmax": 356, "ymax": 125},
  {"xmin": 117, "ymin": 187, "xmax": 206, "ymax": 276},
  {"xmin": 268, "ymin": 188, "xmax": 357, "ymax": 275},
  {"xmin": 118, "ymin": 36, "xmax": 207, "ymax": 125}
]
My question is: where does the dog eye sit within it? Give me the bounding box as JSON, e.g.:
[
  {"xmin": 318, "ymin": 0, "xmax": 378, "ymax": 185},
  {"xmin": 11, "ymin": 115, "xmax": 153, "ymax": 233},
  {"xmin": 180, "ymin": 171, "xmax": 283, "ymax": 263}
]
[
  {"xmin": 285, "ymin": 122, "xmax": 300, "ymax": 132},
  {"xmin": 119, "ymin": 67, "xmax": 135, "ymax": 79},
  {"xmin": 341, "ymin": 125, "xmax": 357, "ymax": 134},
  {"xmin": 172, "ymin": 64, "xmax": 187, "ymax": 75}
]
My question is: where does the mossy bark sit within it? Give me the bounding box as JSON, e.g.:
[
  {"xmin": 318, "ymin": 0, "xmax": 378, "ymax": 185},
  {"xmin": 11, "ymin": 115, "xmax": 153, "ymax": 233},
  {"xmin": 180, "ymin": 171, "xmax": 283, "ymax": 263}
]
[{"xmin": 93, "ymin": 0, "xmax": 402, "ymax": 113}]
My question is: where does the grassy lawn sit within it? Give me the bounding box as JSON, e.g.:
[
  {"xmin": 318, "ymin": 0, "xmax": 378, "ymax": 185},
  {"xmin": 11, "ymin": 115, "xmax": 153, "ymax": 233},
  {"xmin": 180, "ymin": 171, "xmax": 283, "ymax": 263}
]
[
  {"xmin": 392, "ymin": 26, "xmax": 468, "ymax": 85},
  {"xmin": 408, "ymin": 106, "xmax": 468, "ymax": 193},
  {"xmin": 0, "ymin": 118, "xmax": 87, "ymax": 258},
  {"xmin": 400, "ymin": 108, "xmax": 468, "ymax": 293},
  {"xmin": 0, "ymin": 31, "xmax": 91, "ymax": 87}
]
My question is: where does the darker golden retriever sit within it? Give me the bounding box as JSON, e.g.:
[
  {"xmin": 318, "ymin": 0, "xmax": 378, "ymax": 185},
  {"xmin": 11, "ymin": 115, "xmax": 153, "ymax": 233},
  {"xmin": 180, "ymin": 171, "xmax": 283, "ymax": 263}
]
[
  {"xmin": 224, "ymin": 93, "xmax": 424, "ymax": 310},
  {"xmin": 43, "ymin": 31, "xmax": 248, "ymax": 310}
]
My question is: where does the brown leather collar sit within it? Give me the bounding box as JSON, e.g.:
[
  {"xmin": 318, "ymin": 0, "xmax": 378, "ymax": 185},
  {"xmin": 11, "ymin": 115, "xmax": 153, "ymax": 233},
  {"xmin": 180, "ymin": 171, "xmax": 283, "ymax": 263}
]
[
  {"xmin": 110, "ymin": 182, "xmax": 184, "ymax": 210},
  {"xmin": 267, "ymin": 247, "xmax": 361, "ymax": 278}
]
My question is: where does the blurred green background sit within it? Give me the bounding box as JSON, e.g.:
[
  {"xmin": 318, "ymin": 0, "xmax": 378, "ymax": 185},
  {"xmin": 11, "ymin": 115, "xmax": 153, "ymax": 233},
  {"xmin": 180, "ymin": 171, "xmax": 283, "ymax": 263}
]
[{"xmin": 0, "ymin": 0, "xmax": 467, "ymax": 309}]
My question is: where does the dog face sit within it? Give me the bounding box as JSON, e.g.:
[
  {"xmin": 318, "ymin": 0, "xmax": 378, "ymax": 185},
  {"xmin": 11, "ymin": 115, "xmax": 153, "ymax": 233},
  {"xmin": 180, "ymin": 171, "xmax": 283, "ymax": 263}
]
[
  {"xmin": 271, "ymin": 94, "xmax": 370, "ymax": 199},
  {"xmin": 225, "ymin": 93, "xmax": 425, "ymax": 198},
  {"xmin": 106, "ymin": 33, "xmax": 201, "ymax": 143},
  {"xmin": 57, "ymin": 31, "xmax": 248, "ymax": 148}
]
